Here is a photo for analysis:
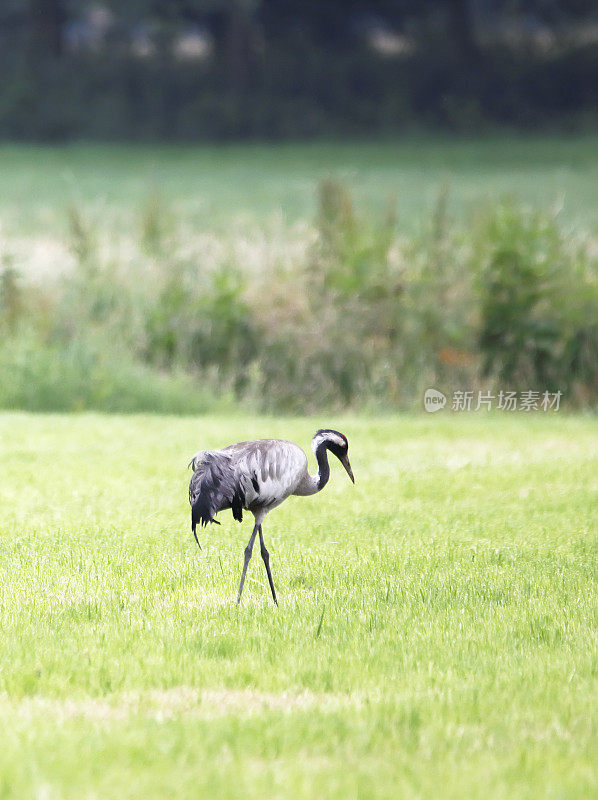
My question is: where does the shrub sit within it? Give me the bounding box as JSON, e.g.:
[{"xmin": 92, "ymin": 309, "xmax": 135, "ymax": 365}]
[
  {"xmin": 0, "ymin": 260, "xmax": 24, "ymax": 334},
  {"xmin": 0, "ymin": 333, "xmax": 219, "ymax": 414},
  {"xmin": 473, "ymin": 200, "xmax": 598, "ymax": 399},
  {"xmin": 0, "ymin": 187, "xmax": 595, "ymax": 413}
]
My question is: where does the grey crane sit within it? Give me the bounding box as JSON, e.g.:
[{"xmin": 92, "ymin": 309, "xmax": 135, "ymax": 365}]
[{"xmin": 188, "ymin": 429, "xmax": 354, "ymax": 604}]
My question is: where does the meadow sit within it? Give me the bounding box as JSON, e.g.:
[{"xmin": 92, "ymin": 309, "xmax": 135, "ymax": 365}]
[
  {"xmin": 0, "ymin": 412, "xmax": 596, "ymax": 799},
  {"xmin": 0, "ymin": 136, "xmax": 596, "ymax": 795}
]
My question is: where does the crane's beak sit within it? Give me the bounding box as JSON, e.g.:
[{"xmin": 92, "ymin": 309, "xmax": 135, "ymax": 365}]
[{"xmin": 340, "ymin": 454, "xmax": 355, "ymax": 484}]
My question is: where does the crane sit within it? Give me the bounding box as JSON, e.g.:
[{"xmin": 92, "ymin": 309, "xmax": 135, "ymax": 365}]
[{"xmin": 188, "ymin": 429, "xmax": 354, "ymax": 605}]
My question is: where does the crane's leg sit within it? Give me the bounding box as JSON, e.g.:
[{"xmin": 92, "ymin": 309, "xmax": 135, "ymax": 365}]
[
  {"xmin": 237, "ymin": 524, "xmax": 258, "ymax": 604},
  {"xmin": 259, "ymin": 525, "xmax": 278, "ymax": 605}
]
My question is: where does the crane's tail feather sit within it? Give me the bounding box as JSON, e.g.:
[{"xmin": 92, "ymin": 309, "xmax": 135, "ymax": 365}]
[{"xmin": 189, "ymin": 451, "xmax": 245, "ymax": 528}]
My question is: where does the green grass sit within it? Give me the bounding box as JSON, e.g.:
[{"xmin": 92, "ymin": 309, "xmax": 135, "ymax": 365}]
[
  {"xmin": 0, "ymin": 412, "xmax": 596, "ymax": 799},
  {"xmin": 1, "ymin": 135, "xmax": 598, "ymax": 240}
]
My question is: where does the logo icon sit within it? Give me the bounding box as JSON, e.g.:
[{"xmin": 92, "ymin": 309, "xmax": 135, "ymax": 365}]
[{"xmin": 424, "ymin": 388, "xmax": 446, "ymax": 413}]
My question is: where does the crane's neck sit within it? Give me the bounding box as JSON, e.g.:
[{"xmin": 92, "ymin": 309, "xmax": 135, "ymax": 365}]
[
  {"xmin": 315, "ymin": 442, "xmax": 331, "ymax": 491},
  {"xmin": 296, "ymin": 442, "xmax": 330, "ymax": 496}
]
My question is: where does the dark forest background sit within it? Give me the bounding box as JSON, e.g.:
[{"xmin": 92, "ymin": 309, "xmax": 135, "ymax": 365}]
[{"xmin": 1, "ymin": 0, "xmax": 597, "ymax": 141}]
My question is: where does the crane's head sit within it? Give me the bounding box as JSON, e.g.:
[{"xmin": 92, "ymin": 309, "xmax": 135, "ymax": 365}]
[{"xmin": 312, "ymin": 429, "xmax": 354, "ymax": 483}]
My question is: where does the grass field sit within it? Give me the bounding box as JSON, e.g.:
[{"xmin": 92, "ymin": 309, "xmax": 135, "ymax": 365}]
[
  {"xmin": 1, "ymin": 136, "xmax": 598, "ymax": 242},
  {"xmin": 0, "ymin": 412, "xmax": 596, "ymax": 799}
]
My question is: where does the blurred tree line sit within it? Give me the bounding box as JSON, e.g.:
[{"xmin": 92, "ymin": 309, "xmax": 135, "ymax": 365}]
[{"xmin": 0, "ymin": 0, "xmax": 597, "ymax": 139}]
